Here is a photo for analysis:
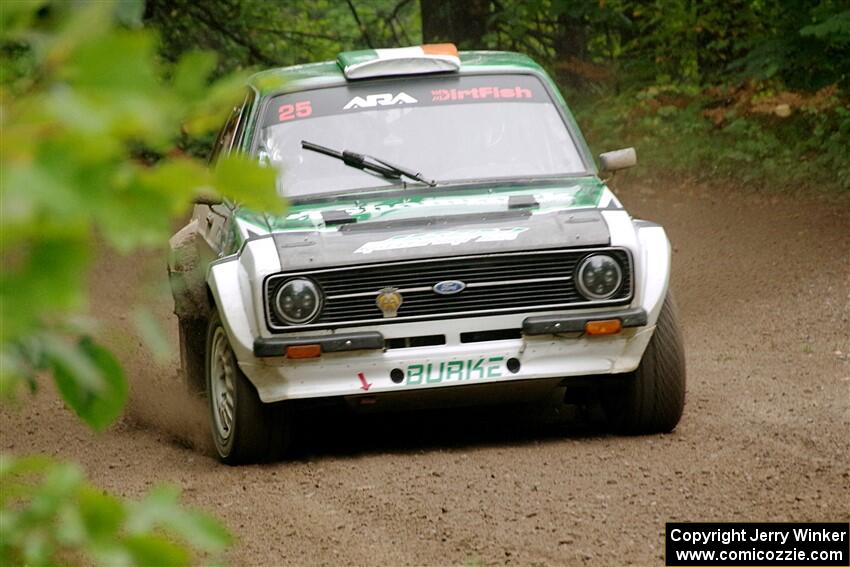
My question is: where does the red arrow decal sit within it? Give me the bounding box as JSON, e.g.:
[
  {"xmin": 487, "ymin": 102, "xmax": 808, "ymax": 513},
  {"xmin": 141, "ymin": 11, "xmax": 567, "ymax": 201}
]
[{"xmin": 357, "ymin": 372, "xmax": 372, "ymax": 391}]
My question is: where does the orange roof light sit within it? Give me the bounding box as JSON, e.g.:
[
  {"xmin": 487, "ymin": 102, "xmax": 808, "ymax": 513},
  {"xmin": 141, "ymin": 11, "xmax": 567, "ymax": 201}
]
[
  {"xmin": 421, "ymin": 43, "xmax": 459, "ymax": 57},
  {"xmin": 286, "ymin": 344, "xmax": 322, "ymax": 359},
  {"xmin": 585, "ymin": 319, "xmax": 622, "ymax": 336}
]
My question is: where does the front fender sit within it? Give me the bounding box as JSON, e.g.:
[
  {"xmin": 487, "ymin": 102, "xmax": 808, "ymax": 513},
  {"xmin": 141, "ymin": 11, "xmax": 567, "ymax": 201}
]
[
  {"xmin": 602, "ymin": 211, "xmax": 671, "ymax": 326},
  {"xmin": 207, "ymin": 237, "xmax": 281, "ymax": 362},
  {"xmin": 634, "ymin": 220, "xmax": 672, "ymax": 325},
  {"xmin": 599, "ymin": 211, "xmax": 670, "ymax": 373}
]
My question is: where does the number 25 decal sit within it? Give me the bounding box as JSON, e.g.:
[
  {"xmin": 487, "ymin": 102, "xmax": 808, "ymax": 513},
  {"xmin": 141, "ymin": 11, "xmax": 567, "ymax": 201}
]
[{"xmin": 279, "ymin": 101, "xmax": 312, "ymax": 122}]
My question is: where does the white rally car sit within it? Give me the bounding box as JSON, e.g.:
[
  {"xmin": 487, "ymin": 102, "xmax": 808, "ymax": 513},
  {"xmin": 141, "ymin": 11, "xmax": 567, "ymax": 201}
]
[{"xmin": 168, "ymin": 45, "xmax": 686, "ymax": 463}]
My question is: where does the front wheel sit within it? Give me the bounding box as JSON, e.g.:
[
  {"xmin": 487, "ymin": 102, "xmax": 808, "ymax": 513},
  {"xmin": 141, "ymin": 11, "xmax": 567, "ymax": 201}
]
[
  {"xmin": 206, "ymin": 308, "xmax": 290, "ymax": 463},
  {"xmin": 602, "ymin": 292, "xmax": 686, "ymax": 434}
]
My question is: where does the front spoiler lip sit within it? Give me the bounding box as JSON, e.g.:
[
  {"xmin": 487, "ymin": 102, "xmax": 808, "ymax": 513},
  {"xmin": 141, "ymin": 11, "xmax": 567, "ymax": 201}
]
[
  {"xmin": 252, "ymin": 307, "xmax": 648, "ymax": 357},
  {"xmin": 522, "ymin": 308, "xmax": 647, "ymax": 335}
]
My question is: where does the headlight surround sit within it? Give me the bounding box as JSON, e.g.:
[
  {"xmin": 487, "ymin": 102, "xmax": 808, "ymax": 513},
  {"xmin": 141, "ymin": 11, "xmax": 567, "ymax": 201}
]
[
  {"xmin": 273, "ymin": 278, "xmax": 323, "ymax": 325},
  {"xmin": 575, "ymin": 254, "xmax": 623, "ymax": 300}
]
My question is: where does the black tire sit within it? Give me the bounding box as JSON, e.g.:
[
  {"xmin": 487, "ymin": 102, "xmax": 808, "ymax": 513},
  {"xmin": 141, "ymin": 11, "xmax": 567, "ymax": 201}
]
[
  {"xmin": 205, "ymin": 308, "xmax": 290, "ymax": 464},
  {"xmin": 602, "ymin": 292, "xmax": 686, "ymax": 434},
  {"xmin": 178, "ymin": 317, "xmax": 207, "ymax": 397}
]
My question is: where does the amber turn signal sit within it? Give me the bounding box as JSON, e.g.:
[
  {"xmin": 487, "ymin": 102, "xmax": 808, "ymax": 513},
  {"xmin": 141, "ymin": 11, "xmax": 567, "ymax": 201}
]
[
  {"xmin": 585, "ymin": 319, "xmax": 622, "ymax": 336},
  {"xmin": 286, "ymin": 344, "xmax": 322, "ymax": 359}
]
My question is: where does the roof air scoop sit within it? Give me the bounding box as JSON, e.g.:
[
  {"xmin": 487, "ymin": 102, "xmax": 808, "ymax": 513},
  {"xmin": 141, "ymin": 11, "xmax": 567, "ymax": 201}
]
[{"xmin": 337, "ymin": 44, "xmax": 460, "ymax": 80}]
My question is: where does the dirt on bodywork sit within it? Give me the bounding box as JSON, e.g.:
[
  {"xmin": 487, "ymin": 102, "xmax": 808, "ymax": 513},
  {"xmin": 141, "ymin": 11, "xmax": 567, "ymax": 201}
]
[{"xmin": 2, "ymin": 177, "xmax": 848, "ymax": 566}]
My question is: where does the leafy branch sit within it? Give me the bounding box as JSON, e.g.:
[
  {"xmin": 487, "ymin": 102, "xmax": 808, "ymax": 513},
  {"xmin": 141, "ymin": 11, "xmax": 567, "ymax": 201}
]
[
  {"xmin": 0, "ymin": 1, "xmax": 281, "ymax": 564},
  {"xmin": 1, "ymin": 456, "xmax": 232, "ymax": 567}
]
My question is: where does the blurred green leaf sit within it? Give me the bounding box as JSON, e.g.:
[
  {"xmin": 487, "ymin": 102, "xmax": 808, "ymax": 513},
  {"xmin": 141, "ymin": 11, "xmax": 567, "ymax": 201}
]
[
  {"xmin": 1, "ymin": 456, "xmax": 228, "ymax": 566},
  {"xmin": 47, "ymin": 336, "xmax": 127, "ymax": 431},
  {"xmin": 0, "ymin": 3, "xmax": 271, "ymax": 563},
  {"xmin": 0, "ymin": 232, "xmax": 90, "ymax": 343},
  {"xmin": 113, "ymin": 0, "xmax": 145, "ymax": 28},
  {"xmin": 172, "ymin": 510, "xmax": 233, "ymax": 553},
  {"xmin": 214, "ymin": 154, "xmax": 283, "ymax": 213},
  {"xmin": 78, "ymin": 487, "xmax": 125, "ymax": 541},
  {"xmin": 0, "ymin": 0, "xmax": 277, "ymax": 403},
  {"xmin": 124, "ymin": 534, "xmax": 190, "ymax": 567},
  {"xmin": 0, "ymin": 1, "xmax": 44, "ymax": 37},
  {"xmin": 128, "ymin": 485, "xmax": 231, "ymax": 552},
  {"xmin": 0, "ymin": 454, "xmax": 53, "ymax": 505},
  {"xmin": 44, "ymin": 335, "xmax": 107, "ymax": 394},
  {"xmin": 65, "ymin": 31, "xmax": 158, "ymax": 93},
  {"xmin": 172, "ymin": 51, "xmax": 219, "ymax": 99}
]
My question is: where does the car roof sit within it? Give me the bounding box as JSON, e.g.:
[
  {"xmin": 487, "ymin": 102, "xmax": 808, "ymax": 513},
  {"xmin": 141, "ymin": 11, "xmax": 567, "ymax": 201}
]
[{"xmin": 247, "ymin": 50, "xmax": 547, "ymax": 97}]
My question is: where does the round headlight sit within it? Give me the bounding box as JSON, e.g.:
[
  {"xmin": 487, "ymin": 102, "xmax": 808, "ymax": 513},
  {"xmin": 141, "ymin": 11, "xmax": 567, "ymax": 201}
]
[
  {"xmin": 576, "ymin": 254, "xmax": 623, "ymax": 300},
  {"xmin": 274, "ymin": 278, "xmax": 322, "ymax": 324}
]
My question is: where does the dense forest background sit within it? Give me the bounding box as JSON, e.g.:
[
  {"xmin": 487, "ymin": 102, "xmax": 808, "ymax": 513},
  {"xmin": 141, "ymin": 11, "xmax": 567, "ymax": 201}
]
[
  {"xmin": 143, "ymin": 0, "xmax": 850, "ymax": 193},
  {"xmin": 0, "ymin": 1, "xmax": 847, "ymax": 565}
]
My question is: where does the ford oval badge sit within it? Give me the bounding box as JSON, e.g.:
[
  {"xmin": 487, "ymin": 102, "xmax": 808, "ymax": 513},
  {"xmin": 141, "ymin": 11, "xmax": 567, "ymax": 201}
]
[{"xmin": 433, "ymin": 280, "xmax": 466, "ymax": 295}]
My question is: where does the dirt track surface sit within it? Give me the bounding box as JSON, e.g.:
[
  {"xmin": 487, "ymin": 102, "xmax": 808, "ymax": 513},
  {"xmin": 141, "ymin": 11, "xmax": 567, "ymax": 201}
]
[{"xmin": 3, "ymin": 178, "xmax": 849, "ymax": 566}]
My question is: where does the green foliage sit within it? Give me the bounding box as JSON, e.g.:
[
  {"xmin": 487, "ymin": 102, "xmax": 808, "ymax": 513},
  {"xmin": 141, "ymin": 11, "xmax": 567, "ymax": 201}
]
[
  {"xmin": 437, "ymin": 0, "xmax": 850, "ymax": 194},
  {"xmin": 144, "ymin": 0, "xmax": 421, "ymax": 73},
  {"xmin": 140, "ymin": 0, "xmax": 850, "ymax": 193},
  {"xmin": 801, "ymin": 8, "xmax": 850, "ymax": 41},
  {"xmin": 726, "ymin": 2, "xmax": 850, "ymax": 90},
  {"xmin": 474, "ymin": 0, "xmax": 850, "ymax": 90},
  {"xmin": 573, "ymin": 84, "xmax": 850, "ymax": 194},
  {"xmin": 0, "ymin": 0, "xmax": 279, "ymax": 410},
  {"xmin": 46, "ymin": 337, "xmax": 128, "ymax": 431},
  {"xmin": 143, "ymin": 0, "xmax": 419, "ymax": 157},
  {"xmin": 1, "ymin": 1, "xmax": 287, "ymax": 564},
  {"xmin": 0, "ymin": 456, "xmax": 231, "ymax": 566}
]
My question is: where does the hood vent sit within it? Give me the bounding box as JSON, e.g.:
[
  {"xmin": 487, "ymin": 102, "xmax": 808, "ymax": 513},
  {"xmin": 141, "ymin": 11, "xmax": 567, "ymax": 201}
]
[
  {"xmin": 321, "ymin": 210, "xmax": 357, "ymax": 226},
  {"xmin": 508, "ymin": 194, "xmax": 539, "ymax": 209}
]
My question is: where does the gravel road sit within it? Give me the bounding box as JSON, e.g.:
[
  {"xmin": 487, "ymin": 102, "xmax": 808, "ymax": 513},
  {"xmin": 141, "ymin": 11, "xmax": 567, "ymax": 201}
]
[{"xmin": 3, "ymin": 177, "xmax": 849, "ymax": 566}]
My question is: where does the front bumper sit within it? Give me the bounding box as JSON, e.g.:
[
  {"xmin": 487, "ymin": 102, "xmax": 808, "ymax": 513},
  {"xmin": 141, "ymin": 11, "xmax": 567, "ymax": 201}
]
[
  {"xmin": 252, "ymin": 307, "xmax": 648, "ymax": 357},
  {"xmin": 242, "ymin": 317, "xmax": 655, "ymax": 403}
]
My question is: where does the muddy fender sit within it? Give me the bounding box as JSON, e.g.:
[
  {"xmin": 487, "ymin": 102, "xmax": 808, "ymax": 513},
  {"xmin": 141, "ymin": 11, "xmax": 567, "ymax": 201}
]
[{"xmin": 168, "ymin": 220, "xmax": 210, "ymax": 320}]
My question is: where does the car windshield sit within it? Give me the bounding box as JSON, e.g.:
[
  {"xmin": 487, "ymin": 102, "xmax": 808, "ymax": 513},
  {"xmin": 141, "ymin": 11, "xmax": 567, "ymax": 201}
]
[{"xmin": 256, "ymin": 74, "xmax": 586, "ymax": 198}]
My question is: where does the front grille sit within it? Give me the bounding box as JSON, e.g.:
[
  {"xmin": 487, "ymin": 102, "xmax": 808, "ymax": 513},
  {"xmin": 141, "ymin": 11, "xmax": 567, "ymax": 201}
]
[{"xmin": 265, "ymin": 247, "xmax": 632, "ymax": 332}]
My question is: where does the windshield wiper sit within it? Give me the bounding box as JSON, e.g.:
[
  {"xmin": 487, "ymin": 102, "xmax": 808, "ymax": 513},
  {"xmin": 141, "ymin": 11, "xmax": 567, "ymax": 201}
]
[{"xmin": 301, "ymin": 140, "xmax": 436, "ymax": 187}]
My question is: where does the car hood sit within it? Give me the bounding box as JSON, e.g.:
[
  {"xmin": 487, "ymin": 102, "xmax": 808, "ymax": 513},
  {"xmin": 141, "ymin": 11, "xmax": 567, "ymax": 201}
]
[{"xmin": 234, "ymin": 177, "xmax": 625, "ymax": 270}]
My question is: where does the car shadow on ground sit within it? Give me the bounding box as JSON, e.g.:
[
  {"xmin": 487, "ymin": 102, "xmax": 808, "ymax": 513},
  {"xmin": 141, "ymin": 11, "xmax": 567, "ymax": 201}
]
[{"xmin": 287, "ymin": 393, "xmax": 612, "ymax": 461}]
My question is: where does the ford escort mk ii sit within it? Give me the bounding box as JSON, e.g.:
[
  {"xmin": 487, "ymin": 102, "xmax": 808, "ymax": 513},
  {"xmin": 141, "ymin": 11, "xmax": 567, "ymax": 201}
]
[{"xmin": 168, "ymin": 45, "xmax": 686, "ymax": 463}]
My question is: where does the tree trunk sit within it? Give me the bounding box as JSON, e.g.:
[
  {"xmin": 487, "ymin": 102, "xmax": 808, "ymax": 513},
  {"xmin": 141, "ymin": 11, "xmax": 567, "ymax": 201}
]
[
  {"xmin": 420, "ymin": 0, "xmax": 490, "ymax": 48},
  {"xmin": 553, "ymin": 11, "xmax": 590, "ymax": 88}
]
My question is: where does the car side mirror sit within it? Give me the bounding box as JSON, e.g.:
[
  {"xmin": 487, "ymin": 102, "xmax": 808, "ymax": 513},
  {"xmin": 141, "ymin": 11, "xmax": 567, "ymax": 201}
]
[{"xmin": 599, "ymin": 147, "xmax": 637, "ymax": 173}]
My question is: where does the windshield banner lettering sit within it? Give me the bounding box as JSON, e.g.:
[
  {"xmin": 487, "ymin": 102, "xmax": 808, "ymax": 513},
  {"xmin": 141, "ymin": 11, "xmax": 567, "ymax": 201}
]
[{"xmin": 264, "ymin": 74, "xmax": 550, "ymax": 125}]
